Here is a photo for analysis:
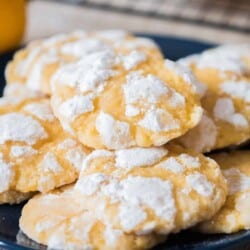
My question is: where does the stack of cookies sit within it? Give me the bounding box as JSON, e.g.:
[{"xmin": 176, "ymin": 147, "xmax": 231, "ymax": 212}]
[{"xmin": 0, "ymin": 30, "xmax": 249, "ymax": 249}]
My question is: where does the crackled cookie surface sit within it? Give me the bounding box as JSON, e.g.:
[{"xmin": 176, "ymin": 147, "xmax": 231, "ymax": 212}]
[
  {"xmin": 197, "ymin": 151, "xmax": 250, "ymax": 234},
  {"xmin": 0, "ymin": 97, "xmax": 90, "ymax": 204},
  {"xmin": 50, "ymin": 48, "xmax": 202, "ymax": 149},
  {"xmin": 176, "ymin": 45, "xmax": 250, "ymax": 152},
  {"xmin": 5, "ymin": 30, "xmax": 162, "ymax": 95},
  {"xmin": 20, "ymin": 186, "xmax": 166, "ymax": 250}
]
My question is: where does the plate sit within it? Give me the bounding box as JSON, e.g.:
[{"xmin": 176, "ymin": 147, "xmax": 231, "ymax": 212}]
[{"xmin": 0, "ymin": 34, "xmax": 250, "ymax": 250}]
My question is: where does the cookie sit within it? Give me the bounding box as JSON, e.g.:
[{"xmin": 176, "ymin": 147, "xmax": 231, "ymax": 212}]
[
  {"xmin": 0, "ymin": 96, "xmax": 91, "ymax": 204},
  {"xmin": 197, "ymin": 150, "xmax": 250, "ymax": 234},
  {"xmin": 20, "ymin": 145, "xmax": 226, "ymax": 248},
  {"xmin": 20, "ymin": 185, "xmax": 166, "ymax": 250},
  {"xmin": 5, "ymin": 30, "xmax": 162, "ymax": 95},
  {"xmin": 176, "ymin": 45, "xmax": 250, "ymax": 152},
  {"xmin": 74, "ymin": 145, "xmax": 226, "ymax": 235},
  {"xmin": 50, "ymin": 47, "xmax": 202, "ymax": 149}
]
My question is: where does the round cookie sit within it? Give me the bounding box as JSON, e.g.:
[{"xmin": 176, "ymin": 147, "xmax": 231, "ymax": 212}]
[
  {"xmin": 50, "ymin": 48, "xmax": 202, "ymax": 149},
  {"xmin": 5, "ymin": 30, "xmax": 162, "ymax": 95},
  {"xmin": 73, "ymin": 145, "xmax": 226, "ymax": 234},
  {"xmin": 0, "ymin": 96, "xmax": 91, "ymax": 204},
  {"xmin": 176, "ymin": 45, "xmax": 250, "ymax": 152},
  {"xmin": 20, "ymin": 185, "xmax": 166, "ymax": 250},
  {"xmin": 197, "ymin": 150, "xmax": 250, "ymax": 234}
]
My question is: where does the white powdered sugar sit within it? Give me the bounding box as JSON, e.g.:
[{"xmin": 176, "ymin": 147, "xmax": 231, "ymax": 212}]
[
  {"xmin": 95, "ymin": 112, "xmax": 133, "ymax": 149},
  {"xmin": 178, "ymin": 154, "xmax": 200, "ymax": 169},
  {"xmin": 157, "ymin": 157, "xmax": 184, "ymax": 174},
  {"xmin": 213, "ymin": 98, "xmax": 248, "ymax": 128},
  {"xmin": 59, "ymin": 95, "xmax": 94, "ymax": 121},
  {"xmin": 119, "ymin": 176, "xmax": 176, "ymax": 222},
  {"xmin": 115, "ymin": 147, "xmax": 168, "ymax": 169},
  {"xmin": 186, "ymin": 173, "xmax": 214, "ymax": 197},
  {"xmin": 177, "ymin": 54, "xmax": 199, "ymax": 67},
  {"xmin": 0, "ymin": 113, "xmax": 47, "ymax": 145},
  {"xmin": 14, "ymin": 47, "xmax": 41, "ymax": 77},
  {"xmin": 75, "ymin": 173, "xmax": 108, "ymax": 195},
  {"xmin": 10, "ymin": 145, "xmax": 37, "ymax": 158},
  {"xmin": 122, "ymin": 50, "xmax": 147, "ymax": 70},
  {"xmin": 104, "ymin": 226, "xmax": 122, "ymax": 247},
  {"xmin": 119, "ymin": 203, "xmax": 147, "ymax": 231},
  {"xmin": 23, "ymin": 102, "xmax": 55, "ymax": 122},
  {"xmin": 26, "ymin": 52, "xmax": 58, "ymax": 91},
  {"xmin": 222, "ymin": 168, "xmax": 250, "ymax": 195},
  {"xmin": 179, "ymin": 113, "xmax": 218, "ymax": 153},
  {"xmin": 52, "ymin": 50, "xmax": 115, "ymax": 94},
  {"xmin": 138, "ymin": 108, "xmax": 180, "ymax": 132},
  {"xmin": 125, "ymin": 104, "xmax": 140, "ymax": 117},
  {"xmin": 39, "ymin": 152, "xmax": 63, "ymax": 173},
  {"xmin": 0, "ymin": 154, "xmax": 13, "ymax": 192},
  {"xmin": 57, "ymin": 139, "xmax": 77, "ymax": 150},
  {"xmin": 123, "ymin": 72, "xmax": 168, "ymax": 107},
  {"xmin": 195, "ymin": 44, "xmax": 250, "ymax": 73},
  {"xmin": 60, "ymin": 38, "xmax": 111, "ymax": 57},
  {"xmin": 82, "ymin": 150, "xmax": 114, "ymax": 171},
  {"xmin": 66, "ymin": 147, "xmax": 87, "ymax": 171},
  {"xmin": 165, "ymin": 59, "xmax": 207, "ymax": 97},
  {"xmin": 220, "ymin": 80, "xmax": 250, "ymax": 103},
  {"xmin": 3, "ymin": 83, "xmax": 45, "ymax": 104}
]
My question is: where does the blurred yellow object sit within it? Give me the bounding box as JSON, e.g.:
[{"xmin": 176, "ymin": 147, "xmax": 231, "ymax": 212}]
[{"xmin": 0, "ymin": 0, "xmax": 25, "ymax": 53}]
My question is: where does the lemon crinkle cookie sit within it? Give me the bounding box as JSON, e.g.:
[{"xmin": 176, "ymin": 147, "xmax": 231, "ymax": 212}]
[
  {"xmin": 197, "ymin": 150, "xmax": 250, "ymax": 234},
  {"xmin": 176, "ymin": 44, "xmax": 250, "ymax": 152},
  {"xmin": 20, "ymin": 186, "xmax": 166, "ymax": 250},
  {"xmin": 50, "ymin": 48, "xmax": 202, "ymax": 149},
  {"xmin": 0, "ymin": 96, "xmax": 90, "ymax": 204},
  {"xmin": 5, "ymin": 30, "xmax": 162, "ymax": 95},
  {"xmin": 20, "ymin": 145, "xmax": 227, "ymax": 249}
]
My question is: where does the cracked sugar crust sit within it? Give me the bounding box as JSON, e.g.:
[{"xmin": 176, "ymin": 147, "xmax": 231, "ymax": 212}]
[
  {"xmin": 0, "ymin": 97, "xmax": 91, "ymax": 202},
  {"xmin": 50, "ymin": 48, "xmax": 202, "ymax": 150},
  {"xmin": 197, "ymin": 151, "xmax": 250, "ymax": 234},
  {"xmin": 72, "ymin": 144, "xmax": 227, "ymax": 235},
  {"xmin": 5, "ymin": 30, "xmax": 162, "ymax": 95},
  {"xmin": 20, "ymin": 185, "xmax": 167, "ymax": 250},
  {"xmin": 176, "ymin": 45, "xmax": 250, "ymax": 153},
  {"xmin": 19, "ymin": 146, "xmax": 226, "ymax": 249}
]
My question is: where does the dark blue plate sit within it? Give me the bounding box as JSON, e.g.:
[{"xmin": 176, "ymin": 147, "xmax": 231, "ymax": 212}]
[{"xmin": 0, "ymin": 34, "xmax": 250, "ymax": 250}]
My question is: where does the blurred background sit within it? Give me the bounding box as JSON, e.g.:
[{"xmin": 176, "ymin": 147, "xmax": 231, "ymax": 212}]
[{"xmin": 0, "ymin": 0, "xmax": 250, "ymax": 54}]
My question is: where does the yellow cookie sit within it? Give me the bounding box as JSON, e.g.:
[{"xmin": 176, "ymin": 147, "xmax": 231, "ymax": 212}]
[
  {"xmin": 176, "ymin": 45, "xmax": 250, "ymax": 152},
  {"xmin": 5, "ymin": 30, "xmax": 162, "ymax": 95},
  {"xmin": 20, "ymin": 185, "xmax": 166, "ymax": 250},
  {"xmin": 0, "ymin": 96, "xmax": 91, "ymax": 204},
  {"xmin": 197, "ymin": 150, "xmax": 250, "ymax": 234},
  {"xmin": 73, "ymin": 145, "xmax": 226, "ymax": 235},
  {"xmin": 50, "ymin": 47, "xmax": 202, "ymax": 149}
]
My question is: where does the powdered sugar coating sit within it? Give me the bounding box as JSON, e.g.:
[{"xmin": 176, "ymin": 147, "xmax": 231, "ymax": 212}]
[
  {"xmin": 24, "ymin": 102, "xmax": 55, "ymax": 122},
  {"xmin": 165, "ymin": 59, "xmax": 207, "ymax": 97},
  {"xmin": 59, "ymin": 95, "xmax": 94, "ymax": 121},
  {"xmin": 0, "ymin": 154, "xmax": 13, "ymax": 192},
  {"xmin": 0, "ymin": 113, "xmax": 47, "ymax": 145},
  {"xmin": 66, "ymin": 147, "xmax": 87, "ymax": 171},
  {"xmin": 186, "ymin": 173, "xmax": 214, "ymax": 197},
  {"xmin": 157, "ymin": 157, "xmax": 184, "ymax": 174},
  {"xmin": 115, "ymin": 147, "xmax": 168, "ymax": 169},
  {"xmin": 122, "ymin": 50, "xmax": 147, "ymax": 70},
  {"xmin": 95, "ymin": 112, "xmax": 133, "ymax": 149},
  {"xmin": 222, "ymin": 168, "xmax": 250, "ymax": 195},
  {"xmin": 138, "ymin": 108, "xmax": 180, "ymax": 132},
  {"xmin": 177, "ymin": 113, "xmax": 218, "ymax": 153},
  {"xmin": 220, "ymin": 80, "xmax": 250, "ymax": 103},
  {"xmin": 10, "ymin": 146, "xmax": 37, "ymax": 158},
  {"xmin": 39, "ymin": 152, "xmax": 63, "ymax": 174},
  {"xmin": 213, "ymin": 98, "xmax": 248, "ymax": 128}
]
